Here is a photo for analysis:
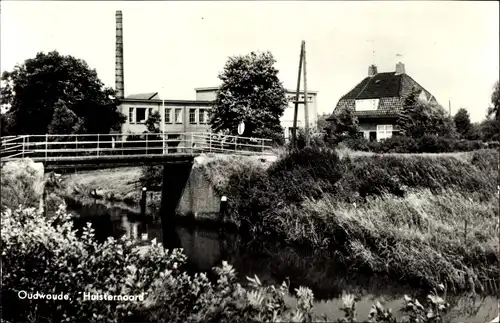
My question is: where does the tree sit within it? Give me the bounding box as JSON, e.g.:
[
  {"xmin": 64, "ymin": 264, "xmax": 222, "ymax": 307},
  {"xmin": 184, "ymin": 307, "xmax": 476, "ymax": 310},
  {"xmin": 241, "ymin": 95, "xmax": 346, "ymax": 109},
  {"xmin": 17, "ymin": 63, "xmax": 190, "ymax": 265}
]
[
  {"xmin": 1, "ymin": 51, "xmax": 125, "ymax": 135},
  {"xmin": 453, "ymin": 108, "xmax": 473, "ymax": 139},
  {"xmin": 145, "ymin": 111, "xmax": 161, "ymax": 133},
  {"xmin": 47, "ymin": 100, "xmax": 86, "ymax": 135},
  {"xmin": 488, "ymin": 80, "xmax": 499, "ymax": 121},
  {"xmin": 397, "ymin": 89, "xmax": 457, "ymax": 139},
  {"xmin": 324, "ymin": 108, "xmax": 359, "ymax": 145},
  {"xmin": 209, "ymin": 51, "xmax": 287, "ymax": 142}
]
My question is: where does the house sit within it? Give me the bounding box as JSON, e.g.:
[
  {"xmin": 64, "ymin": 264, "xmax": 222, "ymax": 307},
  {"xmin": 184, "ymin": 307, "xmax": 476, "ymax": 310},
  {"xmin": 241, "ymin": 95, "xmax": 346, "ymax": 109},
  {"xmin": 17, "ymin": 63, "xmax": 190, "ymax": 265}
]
[
  {"xmin": 195, "ymin": 87, "xmax": 319, "ymax": 140},
  {"xmin": 328, "ymin": 62, "xmax": 438, "ymax": 141}
]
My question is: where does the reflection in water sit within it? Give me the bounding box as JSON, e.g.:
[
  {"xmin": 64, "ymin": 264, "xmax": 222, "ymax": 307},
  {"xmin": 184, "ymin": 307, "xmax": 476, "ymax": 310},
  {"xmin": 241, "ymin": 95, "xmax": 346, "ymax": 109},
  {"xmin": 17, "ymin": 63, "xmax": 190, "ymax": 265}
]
[{"xmin": 67, "ymin": 201, "xmax": 499, "ymax": 323}]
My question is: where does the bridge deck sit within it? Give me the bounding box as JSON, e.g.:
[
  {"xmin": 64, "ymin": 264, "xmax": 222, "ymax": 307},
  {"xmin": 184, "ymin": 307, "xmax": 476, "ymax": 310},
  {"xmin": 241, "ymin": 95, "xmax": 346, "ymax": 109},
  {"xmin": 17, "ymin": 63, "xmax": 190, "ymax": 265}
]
[{"xmin": 1, "ymin": 132, "xmax": 274, "ymax": 169}]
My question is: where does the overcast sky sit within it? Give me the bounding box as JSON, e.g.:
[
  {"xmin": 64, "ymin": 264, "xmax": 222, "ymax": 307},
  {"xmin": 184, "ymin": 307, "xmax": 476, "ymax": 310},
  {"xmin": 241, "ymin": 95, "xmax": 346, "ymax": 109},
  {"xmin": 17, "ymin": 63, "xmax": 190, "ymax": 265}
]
[{"xmin": 2, "ymin": 1, "xmax": 498, "ymax": 122}]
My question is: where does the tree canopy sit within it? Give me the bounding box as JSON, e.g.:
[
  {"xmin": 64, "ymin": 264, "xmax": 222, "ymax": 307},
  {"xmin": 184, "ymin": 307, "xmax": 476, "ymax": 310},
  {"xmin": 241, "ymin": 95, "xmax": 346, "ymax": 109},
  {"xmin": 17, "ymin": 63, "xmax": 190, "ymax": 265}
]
[
  {"xmin": 453, "ymin": 108, "xmax": 474, "ymax": 139},
  {"xmin": 209, "ymin": 51, "xmax": 287, "ymax": 142},
  {"xmin": 397, "ymin": 89, "xmax": 456, "ymax": 139},
  {"xmin": 324, "ymin": 108, "xmax": 359, "ymax": 145},
  {"xmin": 1, "ymin": 51, "xmax": 125, "ymax": 135},
  {"xmin": 488, "ymin": 80, "xmax": 499, "ymax": 121}
]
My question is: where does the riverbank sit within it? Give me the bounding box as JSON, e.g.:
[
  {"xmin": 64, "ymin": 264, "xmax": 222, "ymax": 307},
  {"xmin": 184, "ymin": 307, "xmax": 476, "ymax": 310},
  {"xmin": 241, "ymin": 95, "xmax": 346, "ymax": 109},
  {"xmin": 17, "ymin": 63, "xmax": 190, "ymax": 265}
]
[{"xmin": 52, "ymin": 148, "xmax": 499, "ymax": 293}]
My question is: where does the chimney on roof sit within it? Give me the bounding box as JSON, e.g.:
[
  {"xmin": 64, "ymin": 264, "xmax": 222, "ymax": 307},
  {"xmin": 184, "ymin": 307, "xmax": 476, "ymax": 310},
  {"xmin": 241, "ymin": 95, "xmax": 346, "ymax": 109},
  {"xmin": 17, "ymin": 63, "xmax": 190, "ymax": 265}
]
[
  {"xmin": 115, "ymin": 10, "xmax": 124, "ymax": 98},
  {"xmin": 368, "ymin": 64, "xmax": 378, "ymax": 77},
  {"xmin": 395, "ymin": 62, "xmax": 405, "ymax": 75}
]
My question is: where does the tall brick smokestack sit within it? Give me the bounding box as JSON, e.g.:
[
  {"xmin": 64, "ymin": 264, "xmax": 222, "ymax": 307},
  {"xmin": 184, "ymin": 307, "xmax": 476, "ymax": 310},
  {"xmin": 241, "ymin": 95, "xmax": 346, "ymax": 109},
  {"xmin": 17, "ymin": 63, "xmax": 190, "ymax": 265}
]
[{"xmin": 115, "ymin": 10, "xmax": 124, "ymax": 98}]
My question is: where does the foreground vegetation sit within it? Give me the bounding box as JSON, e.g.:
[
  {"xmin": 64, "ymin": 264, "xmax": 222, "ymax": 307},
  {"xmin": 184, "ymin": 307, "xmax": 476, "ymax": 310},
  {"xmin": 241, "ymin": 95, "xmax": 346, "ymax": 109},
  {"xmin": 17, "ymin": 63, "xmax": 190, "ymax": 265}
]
[{"xmin": 2, "ymin": 205, "xmax": 453, "ymax": 323}]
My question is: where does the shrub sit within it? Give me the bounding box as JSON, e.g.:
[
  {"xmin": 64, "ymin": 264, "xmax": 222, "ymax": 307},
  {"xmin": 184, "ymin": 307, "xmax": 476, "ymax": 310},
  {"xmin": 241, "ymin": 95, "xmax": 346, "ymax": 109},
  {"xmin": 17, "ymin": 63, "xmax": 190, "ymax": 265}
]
[
  {"xmin": 1, "ymin": 159, "xmax": 44, "ymax": 210},
  {"xmin": 1, "ymin": 205, "xmax": 178, "ymax": 323},
  {"xmin": 378, "ymin": 135, "xmax": 419, "ymax": 153},
  {"xmin": 343, "ymin": 137, "xmax": 371, "ymax": 152},
  {"xmin": 0, "ymin": 205, "xmax": 322, "ymax": 323}
]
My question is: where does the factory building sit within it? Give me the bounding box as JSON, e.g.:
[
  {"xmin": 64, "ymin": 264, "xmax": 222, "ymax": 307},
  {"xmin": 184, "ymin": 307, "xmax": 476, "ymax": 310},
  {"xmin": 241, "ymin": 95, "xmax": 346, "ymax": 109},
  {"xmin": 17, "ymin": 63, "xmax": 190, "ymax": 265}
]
[{"xmin": 115, "ymin": 11, "xmax": 318, "ymax": 139}]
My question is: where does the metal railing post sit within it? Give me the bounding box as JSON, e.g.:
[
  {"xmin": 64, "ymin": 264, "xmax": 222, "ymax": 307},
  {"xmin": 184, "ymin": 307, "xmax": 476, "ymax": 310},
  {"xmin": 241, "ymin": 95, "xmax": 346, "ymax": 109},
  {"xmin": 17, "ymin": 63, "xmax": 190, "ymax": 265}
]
[
  {"xmin": 146, "ymin": 133, "xmax": 148, "ymax": 155},
  {"xmin": 45, "ymin": 134, "xmax": 48, "ymax": 159},
  {"xmin": 162, "ymin": 131, "xmax": 166, "ymax": 155},
  {"xmin": 209, "ymin": 134, "xmax": 212, "ymax": 153},
  {"xmin": 97, "ymin": 134, "xmax": 100, "ymax": 156},
  {"xmin": 261, "ymin": 139, "xmax": 265, "ymax": 153},
  {"xmin": 190, "ymin": 132, "xmax": 194, "ymax": 154},
  {"xmin": 22, "ymin": 137, "xmax": 25, "ymax": 158}
]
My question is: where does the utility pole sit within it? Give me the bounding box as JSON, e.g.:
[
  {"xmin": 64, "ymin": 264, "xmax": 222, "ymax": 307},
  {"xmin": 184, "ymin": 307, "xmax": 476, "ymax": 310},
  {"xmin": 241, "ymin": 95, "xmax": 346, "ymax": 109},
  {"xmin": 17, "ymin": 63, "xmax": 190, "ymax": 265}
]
[
  {"xmin": 303, "ymin": 41, "xmax": 310, "ymax": 147},
  {"xmin": 292, "ymin": 41, "xmax": 304, "ymax": 150}
]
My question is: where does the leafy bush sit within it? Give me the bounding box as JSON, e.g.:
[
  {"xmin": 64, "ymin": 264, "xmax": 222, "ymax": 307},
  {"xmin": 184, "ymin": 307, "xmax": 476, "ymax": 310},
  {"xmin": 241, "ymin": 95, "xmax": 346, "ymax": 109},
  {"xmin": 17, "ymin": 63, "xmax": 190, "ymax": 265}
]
[
  {"xmin": 378, "ymin": 135, "xmax": 419, "ymax": 153},
  {"xmin": 342, "ymin": 134, "xmax": 491, "ymax": 154},
  {"xmin": 1, "ymin": 159, "xmax": 44, "ymax": 210},
  {"xmin": 0, "ymin": 204, "xmax": 323, "ymax": 323}
]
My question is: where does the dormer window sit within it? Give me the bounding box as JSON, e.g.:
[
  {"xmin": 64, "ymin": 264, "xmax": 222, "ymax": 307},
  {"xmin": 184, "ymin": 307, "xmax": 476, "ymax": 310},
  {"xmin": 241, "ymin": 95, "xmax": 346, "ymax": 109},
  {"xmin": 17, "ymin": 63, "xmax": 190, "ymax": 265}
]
[
  {"xmin": 355, "ymin": 99, "xmax": 379, "ymax": 111},
  {"xmin": 418, "ymin": 91, "xmax": 428, "ymax": 102}
]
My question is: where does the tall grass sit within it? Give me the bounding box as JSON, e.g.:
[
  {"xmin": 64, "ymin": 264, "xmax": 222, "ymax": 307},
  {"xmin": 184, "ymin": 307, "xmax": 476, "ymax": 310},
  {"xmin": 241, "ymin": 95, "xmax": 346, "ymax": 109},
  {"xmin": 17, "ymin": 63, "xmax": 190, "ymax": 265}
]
[{"xmin": 216, "ymin": 148, "xmax": 499, "ymax": 291}]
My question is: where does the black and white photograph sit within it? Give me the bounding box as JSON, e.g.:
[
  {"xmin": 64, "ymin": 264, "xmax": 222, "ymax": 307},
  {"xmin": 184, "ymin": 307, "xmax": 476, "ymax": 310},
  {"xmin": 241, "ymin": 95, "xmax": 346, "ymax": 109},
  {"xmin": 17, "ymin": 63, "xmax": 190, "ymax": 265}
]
[{"xmin": 0, "ymin": 1, "xmax": 499, "ymax": 322}]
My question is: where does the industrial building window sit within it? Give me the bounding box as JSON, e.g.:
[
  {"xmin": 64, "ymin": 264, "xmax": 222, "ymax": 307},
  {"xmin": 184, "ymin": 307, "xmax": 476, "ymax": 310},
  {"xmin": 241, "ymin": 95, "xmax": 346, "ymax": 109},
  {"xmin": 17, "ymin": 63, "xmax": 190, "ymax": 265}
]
[
  {"xmin": 198, "ymin": 109, "xmax": 207, "ymax": 124},
  {"xmin": 376, "ymin": 124, "xmax": 393, "ymax": 141},
  {"xmin": 174, "ymin": 108, "xmax": 183, "ymax": 124},
  {"xmin": 128, "ymin": 107, "xmax": 135, "ymax": 124},
  {"xmin": 164, "ymin": 108, "xmax": 172, "ymax": 123},
  {"xmin": 189, "ymin": 108, "xmax": 197, "ymax": 124},
  {"xmin": 136, "ymin": 108, "xmax": 147, "ymax": 123}
]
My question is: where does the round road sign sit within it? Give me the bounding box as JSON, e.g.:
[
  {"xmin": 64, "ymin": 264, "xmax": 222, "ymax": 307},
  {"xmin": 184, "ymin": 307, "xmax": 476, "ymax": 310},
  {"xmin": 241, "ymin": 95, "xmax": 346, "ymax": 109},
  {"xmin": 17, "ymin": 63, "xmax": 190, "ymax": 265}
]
[{"xmin": 237, "ymin": 122, "xmax": 245, "ymax": 135}]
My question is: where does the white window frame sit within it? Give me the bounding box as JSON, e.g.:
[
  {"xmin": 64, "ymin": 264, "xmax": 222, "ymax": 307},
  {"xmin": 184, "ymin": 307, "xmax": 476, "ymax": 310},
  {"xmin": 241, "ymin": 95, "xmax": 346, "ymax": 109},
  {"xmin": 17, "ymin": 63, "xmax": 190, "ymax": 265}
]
[
  {"xmin": 189, "ymin": 108, "xmax": 197, "ymax": 124},
  {"xmin": 376, "ymin": 124, "xmax": 393, "ymax": 141},
  {"xmin": 355, "ymin": 99, "xmax": 379, "ymax": 111},
  {"xmin": 164, "ymin": 108, "xmax": 172, "ymax": 123},
  {"xmin": 174, "ymin": 108, "xmax": 183, "ymax": 124},
  {"xmin": 128, "ymin": 107, "xmax": 135, "ymax": 124}
]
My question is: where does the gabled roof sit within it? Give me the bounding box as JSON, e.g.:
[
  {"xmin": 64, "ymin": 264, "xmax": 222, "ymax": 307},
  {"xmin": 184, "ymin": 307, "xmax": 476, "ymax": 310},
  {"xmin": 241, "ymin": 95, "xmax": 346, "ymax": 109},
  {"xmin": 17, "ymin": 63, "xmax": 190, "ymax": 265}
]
[
  {"xmin": 340, "ymin": 72, "xmax": 427, "ymax": 100},
  {"xmin": 126, "ymin": 92, "xmax": 160, "ymax": 100},
  {"xmin": 330, "ymin": 70, "xmax": 437, "ymax": 119}
]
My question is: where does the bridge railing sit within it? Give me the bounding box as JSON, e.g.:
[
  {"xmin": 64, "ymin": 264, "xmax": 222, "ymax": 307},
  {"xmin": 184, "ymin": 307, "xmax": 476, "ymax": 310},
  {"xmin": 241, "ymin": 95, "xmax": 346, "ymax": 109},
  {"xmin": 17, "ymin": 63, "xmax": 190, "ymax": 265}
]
[{"xmin": 0, "ymin": 132, "xmax": 274, "ymax": 161}]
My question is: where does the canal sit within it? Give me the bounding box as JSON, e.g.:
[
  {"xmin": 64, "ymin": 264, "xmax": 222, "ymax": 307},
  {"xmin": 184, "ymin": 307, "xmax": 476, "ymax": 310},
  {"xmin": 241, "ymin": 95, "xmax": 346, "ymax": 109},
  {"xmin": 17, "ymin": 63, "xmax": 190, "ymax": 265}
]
[{"xmin": 67, "ymin": 198, "xmax": 498, "ymax": 323}]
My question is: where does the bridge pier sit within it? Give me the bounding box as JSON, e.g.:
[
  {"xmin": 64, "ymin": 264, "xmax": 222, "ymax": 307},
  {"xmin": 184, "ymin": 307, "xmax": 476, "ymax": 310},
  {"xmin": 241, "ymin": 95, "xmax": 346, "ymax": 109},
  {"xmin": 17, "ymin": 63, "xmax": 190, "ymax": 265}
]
[{"xmin": 159, "ymin": 160, "xmax": 194, "ymax": 247}]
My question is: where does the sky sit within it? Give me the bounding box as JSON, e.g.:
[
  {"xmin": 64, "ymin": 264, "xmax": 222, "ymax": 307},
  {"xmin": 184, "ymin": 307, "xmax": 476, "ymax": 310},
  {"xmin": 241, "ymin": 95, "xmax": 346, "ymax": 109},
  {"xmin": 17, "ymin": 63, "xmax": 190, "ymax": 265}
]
[{"xmin": 1, "ymin": 1, "xmax": 499, "ymax": 122}]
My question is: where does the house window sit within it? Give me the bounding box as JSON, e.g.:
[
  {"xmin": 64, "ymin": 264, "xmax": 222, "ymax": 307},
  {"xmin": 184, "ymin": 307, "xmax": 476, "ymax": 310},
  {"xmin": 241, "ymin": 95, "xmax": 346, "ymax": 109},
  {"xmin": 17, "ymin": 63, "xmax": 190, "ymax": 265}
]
[
  {"xmin": 377, "ymin": 124, "xmax": 393, "ymax": 141},
  {"xmin": 128, "ymin": 107, "xmax": 135, "ymax": 124},
  {"xmin": 355, "ymin": 99, "xmax": 379, "ymax": 111},
  {"xmin": 136, "ymin": 108, "xmax": 147, "ymax": 123},
  {"xmin": 189, "ymin": 108, "xmax": 197, "ymax": 124},
  {"xmin": 369, "ymin": 131, "xmax": 377, "ymax": 141},
  {"xmin": 148, "ymin": 108, "xmax": 154, "ymax": 119},
  {"xmin": 174, "ymin": 108, "xmax": 183, "ymax": 124},
  {"xmin": 164, "ymin": 108, "xmax": 172, "ymax": 123}
]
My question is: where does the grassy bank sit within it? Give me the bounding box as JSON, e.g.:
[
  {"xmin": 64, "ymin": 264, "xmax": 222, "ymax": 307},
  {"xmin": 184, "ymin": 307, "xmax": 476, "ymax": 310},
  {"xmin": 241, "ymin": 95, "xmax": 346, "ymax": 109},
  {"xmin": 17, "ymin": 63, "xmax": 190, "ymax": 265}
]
[{"xmin": 216, "ymin": 148, "xmax": 499, "ymax": 292}]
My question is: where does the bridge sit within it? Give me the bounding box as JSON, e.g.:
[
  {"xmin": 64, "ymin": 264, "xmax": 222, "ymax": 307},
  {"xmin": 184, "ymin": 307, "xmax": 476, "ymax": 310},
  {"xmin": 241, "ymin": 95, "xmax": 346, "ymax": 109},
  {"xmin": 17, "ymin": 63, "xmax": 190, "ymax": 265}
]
[{"xmin": 0, "ymin": 132, "xmax": 274, "ymax": 170}]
